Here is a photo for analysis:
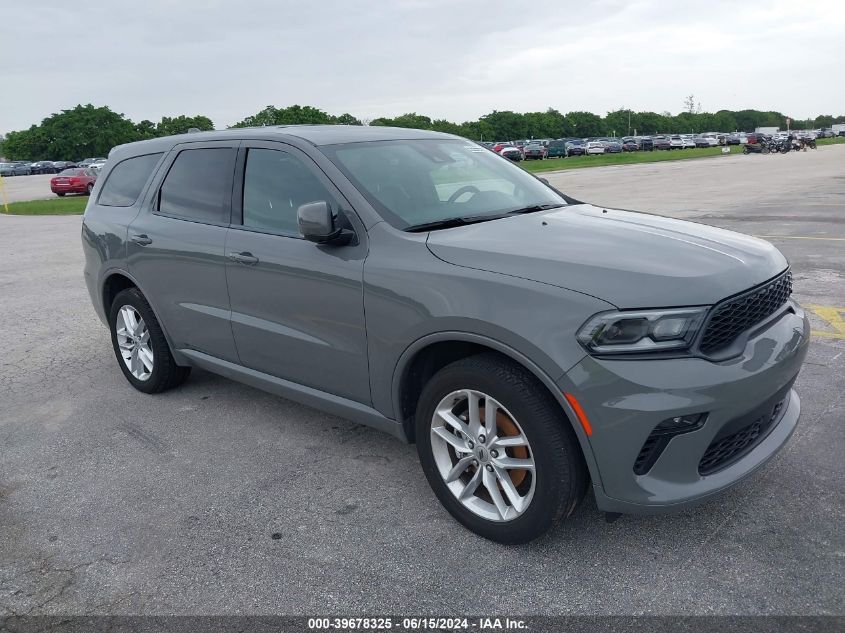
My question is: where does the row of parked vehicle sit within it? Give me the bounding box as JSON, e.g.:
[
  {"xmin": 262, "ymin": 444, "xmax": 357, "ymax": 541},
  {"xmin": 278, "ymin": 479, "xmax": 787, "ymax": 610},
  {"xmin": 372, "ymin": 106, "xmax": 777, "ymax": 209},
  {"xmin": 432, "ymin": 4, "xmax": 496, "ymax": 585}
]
[
  {"xmin": 479, "ymin": 129, "xmax": 826, "ymax": 161},
  {"xmin": 0, "ymin": 157, "xmax": 107, "ymax": 177}
]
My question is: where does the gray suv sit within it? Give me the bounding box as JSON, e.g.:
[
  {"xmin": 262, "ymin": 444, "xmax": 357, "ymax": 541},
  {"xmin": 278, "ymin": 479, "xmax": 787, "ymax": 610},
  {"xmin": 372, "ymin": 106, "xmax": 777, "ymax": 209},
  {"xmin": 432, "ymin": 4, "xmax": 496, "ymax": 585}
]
[{"xmin": 82, "ymin": 126, "xmax": 809, "ymax": 543}]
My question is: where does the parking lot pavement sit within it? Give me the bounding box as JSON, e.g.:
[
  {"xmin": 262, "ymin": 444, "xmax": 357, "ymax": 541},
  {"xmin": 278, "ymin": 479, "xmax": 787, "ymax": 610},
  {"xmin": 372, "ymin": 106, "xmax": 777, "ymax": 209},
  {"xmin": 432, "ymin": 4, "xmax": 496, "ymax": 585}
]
[
  {"xmin": 0, "ymin": 174, "xmax": 56, "ymax": 203},
  {"xmin": 1, "ymin": 149, "xmax": 843, "ymax": 616}
]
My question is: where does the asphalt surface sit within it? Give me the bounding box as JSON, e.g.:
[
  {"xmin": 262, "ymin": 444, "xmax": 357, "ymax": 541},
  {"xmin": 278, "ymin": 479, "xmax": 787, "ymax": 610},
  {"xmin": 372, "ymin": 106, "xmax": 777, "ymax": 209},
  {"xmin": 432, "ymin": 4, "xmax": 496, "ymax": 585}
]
[
  {"xmin": 1, "ymin": 174, "xmax": 57, "ymax": 203},
  {"xmin": 1, "ymin": 146, "xmax": 843, "ymax": 616}
]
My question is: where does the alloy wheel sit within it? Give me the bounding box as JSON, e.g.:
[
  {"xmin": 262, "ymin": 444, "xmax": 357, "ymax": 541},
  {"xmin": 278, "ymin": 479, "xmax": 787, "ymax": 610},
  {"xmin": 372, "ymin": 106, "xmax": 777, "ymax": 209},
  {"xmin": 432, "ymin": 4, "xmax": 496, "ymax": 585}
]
[
  {"xmin": 430, "ymin": 389, "xmax": 536, "ymax": 522},
  {"xmin": 115, "ymin": 305, "xmax": 154, "ymax": 381}
]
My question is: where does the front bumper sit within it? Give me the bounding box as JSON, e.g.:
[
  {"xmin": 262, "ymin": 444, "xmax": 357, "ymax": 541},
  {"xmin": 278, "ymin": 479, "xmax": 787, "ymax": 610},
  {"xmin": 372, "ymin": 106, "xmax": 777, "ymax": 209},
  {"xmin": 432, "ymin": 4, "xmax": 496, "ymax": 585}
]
[{"xmin": 561, "ymin": 303, "xmax": 810, "ymax": 513}]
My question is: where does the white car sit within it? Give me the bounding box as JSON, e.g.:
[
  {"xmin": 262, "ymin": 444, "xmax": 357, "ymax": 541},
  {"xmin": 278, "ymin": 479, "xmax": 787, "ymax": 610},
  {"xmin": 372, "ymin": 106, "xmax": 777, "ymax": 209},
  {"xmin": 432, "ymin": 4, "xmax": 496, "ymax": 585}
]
[
  {"xmin": 669, "ymin": 135, "xmax": 684, "ymax": 150},
  {"xmin": 701, "ymin": 135, "xmax": 719, "ymax": 147},
  {"xmin": 585, "ymin": 141, "xmax": 606, "ymax": 155},
  {"xmin": 89, "ymin": 160, "xmax": 108, "ymax": 171},
  {"xmin": 680, "ymin": 136, "xmax": 696, "ymax": 149}
]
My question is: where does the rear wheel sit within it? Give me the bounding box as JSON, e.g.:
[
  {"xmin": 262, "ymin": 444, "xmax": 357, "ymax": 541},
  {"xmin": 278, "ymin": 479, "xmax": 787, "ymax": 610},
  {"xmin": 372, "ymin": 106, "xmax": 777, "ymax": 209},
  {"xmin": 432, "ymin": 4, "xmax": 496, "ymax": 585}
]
[
  {"xmin": 86, "ymin": 183, "xmax": 94, "ymax": 195},
  {"xmin": 109, "ymin": 288, "xmax": 190, "ymax": 394},
  {"xmin": 415, "ymin": 354, "xmax": 588, "ymax": 543},
  {"xmin": 56, "ymin": 192, "xmax": 65, "ymax": 197}
]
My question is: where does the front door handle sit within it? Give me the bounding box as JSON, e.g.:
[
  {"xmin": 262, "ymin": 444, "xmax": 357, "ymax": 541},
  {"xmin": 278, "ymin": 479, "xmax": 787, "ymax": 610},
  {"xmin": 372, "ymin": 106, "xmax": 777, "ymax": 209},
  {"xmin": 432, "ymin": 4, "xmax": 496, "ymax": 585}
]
[
  {"xmin": 130, "ymin": 234, "xmax": 152, "ymax": 246},
  {"xmin": 228, "ymin": 251, "xmax": 259, "ymax": 265}
]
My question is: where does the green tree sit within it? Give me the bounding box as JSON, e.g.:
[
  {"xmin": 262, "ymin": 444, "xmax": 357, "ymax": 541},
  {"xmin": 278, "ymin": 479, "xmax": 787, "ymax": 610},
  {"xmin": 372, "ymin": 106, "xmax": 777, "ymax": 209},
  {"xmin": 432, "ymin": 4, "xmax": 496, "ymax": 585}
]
[
  {"xmin": 156, "ymin": 115, "xmax": 214, "ymax": 136},
  {"xmin": 371, "ymin": 113, "xmax": 433, "ymax": 129},
  {"xmin": 231, "ymin": 104, "xmax": 335, "ymax": 128},
  {"xmin": 563, "ymin": 111, "xmax": 603, "ymax": 137},
  {"xmin": 330, "ymin": 113, "xmax": 363, "ymax": 125},
  {"xmin": 2, "ymin": 104, "xmax": 139, "ymax": 160},
  {"xmin": 479, "ymin": 111, "xmax": 528, "ymax": 140}
]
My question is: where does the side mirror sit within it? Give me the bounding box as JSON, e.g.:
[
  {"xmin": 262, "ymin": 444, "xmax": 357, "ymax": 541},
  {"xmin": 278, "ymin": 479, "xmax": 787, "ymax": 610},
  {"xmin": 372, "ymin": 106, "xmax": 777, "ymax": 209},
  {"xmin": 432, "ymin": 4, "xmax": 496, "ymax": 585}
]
[{"xmin": 297, "ymin": 201, "xmax": 353, "ymax": 245}]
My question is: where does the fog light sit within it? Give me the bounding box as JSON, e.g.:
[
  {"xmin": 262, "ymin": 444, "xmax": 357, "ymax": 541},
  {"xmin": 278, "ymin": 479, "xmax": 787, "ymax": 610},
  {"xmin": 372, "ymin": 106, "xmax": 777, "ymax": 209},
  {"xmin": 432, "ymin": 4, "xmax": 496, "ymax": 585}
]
[{"xmin": 654, "ymin": 413, "xmax": 706, "ymax": 435}]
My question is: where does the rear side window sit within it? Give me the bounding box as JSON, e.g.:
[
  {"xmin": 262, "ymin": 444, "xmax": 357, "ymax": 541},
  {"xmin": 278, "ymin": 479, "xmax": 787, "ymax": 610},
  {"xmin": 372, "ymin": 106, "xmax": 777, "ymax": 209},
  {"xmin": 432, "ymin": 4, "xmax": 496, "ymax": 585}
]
[
  {"xmin": 98, "ymin": 153, "xmax": 163, "ymax": 207},
  {"xmin": 242, "ymin": 148, "xmax": 337, "ymax": 236},
  {"xmin": 158, "ymin": 148, "xmax": 235, "ymax": 224}
]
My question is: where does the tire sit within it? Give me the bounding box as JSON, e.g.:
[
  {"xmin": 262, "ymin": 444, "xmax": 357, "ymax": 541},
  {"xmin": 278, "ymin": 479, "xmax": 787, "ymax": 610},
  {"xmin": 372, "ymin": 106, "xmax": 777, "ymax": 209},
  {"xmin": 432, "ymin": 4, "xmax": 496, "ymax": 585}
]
[
  {"xmin": 415, "ymin": 353, "xmax": 588, "ymax": 544},
  {"xmin": 56, "ymin": 192, "xmax": 65, "ymax": 197},
  {"xmin": 86, "ymin": 183, "xmax": 93, "ymax": 195},
  {"xmin": 109, "ymin": 287, "xmax": 190, "ymax": 394}
]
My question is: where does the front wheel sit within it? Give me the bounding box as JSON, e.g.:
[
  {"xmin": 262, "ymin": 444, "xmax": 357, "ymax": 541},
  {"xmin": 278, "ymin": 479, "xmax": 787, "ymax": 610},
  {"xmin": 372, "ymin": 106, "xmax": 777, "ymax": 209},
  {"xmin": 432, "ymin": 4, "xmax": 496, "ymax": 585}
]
[
  {"xmin": 56, "ymin": 192, "xmax": 65, "ymax": 197},
  {"xmin": 415, "ymin": 354, "xmax": 588, "ymax": 543}
]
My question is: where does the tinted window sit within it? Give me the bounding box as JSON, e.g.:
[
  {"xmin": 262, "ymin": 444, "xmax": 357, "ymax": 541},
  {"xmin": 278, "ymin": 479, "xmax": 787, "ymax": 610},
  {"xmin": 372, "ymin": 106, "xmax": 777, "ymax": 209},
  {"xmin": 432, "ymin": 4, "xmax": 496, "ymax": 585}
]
[
  {"xmin": 98, "ymin": 154, "xmax": 162, "ymax": 207},
  {"xmin": 158, "ymin": 148, "xmax": 235, "ymax": 223},
  {"xmin": 242, "ymin": 148, "xmax": 336, "ymax": 235}
]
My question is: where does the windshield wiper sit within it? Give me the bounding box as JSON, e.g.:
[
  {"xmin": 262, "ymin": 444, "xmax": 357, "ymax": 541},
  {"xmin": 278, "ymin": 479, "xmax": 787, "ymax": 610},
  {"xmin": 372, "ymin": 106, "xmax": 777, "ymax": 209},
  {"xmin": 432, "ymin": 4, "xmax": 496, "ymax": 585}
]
[
  {"xmin": 405, "ymin": 215, "xmax": 503, "ymax": 233},
  {"xmin": 506, "ymin": 203, "xmax": 566, "ymax": 215},
  {"xmin": 405, "ymin": 204, "xmax": 566, "ymax": 233}
]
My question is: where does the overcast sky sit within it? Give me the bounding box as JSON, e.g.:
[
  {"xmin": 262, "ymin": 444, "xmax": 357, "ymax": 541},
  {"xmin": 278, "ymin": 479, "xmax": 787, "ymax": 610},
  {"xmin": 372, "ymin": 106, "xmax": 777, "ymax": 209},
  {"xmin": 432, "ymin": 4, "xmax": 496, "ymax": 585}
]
[{"xmin": 1, "ymin": 0, "xmax": 842, "ymax": 134}]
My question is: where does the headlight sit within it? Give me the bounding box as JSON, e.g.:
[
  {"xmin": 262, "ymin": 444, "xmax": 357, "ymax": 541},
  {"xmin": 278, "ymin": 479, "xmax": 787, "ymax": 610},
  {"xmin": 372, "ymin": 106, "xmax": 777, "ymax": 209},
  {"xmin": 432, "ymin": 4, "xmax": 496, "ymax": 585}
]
[{"xmin": 576, "ymin": 308, "xmax": 708, "ymax": 355}]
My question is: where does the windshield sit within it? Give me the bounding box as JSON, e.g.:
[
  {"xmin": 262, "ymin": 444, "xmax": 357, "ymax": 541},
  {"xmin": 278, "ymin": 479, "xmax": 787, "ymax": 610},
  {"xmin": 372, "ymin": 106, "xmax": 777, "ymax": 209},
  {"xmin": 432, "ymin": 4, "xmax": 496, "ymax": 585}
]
[{"xmin": 321, "ymin": 139, "xmax": 566, "ymax": 230}]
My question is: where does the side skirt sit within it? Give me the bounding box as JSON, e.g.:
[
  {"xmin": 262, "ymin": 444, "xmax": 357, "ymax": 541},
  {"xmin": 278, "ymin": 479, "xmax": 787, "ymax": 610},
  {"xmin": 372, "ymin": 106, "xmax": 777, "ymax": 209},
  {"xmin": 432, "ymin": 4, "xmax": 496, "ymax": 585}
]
[{"xmin": 179, "ymin": 349, "xmax": 408, "ymax": 442}]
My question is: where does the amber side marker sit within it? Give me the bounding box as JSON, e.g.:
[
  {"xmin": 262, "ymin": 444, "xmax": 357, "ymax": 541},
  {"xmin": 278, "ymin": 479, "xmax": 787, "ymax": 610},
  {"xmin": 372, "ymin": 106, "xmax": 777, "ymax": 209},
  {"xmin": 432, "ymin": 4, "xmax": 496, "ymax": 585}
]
[{"xmin": 564, "ymin": 393, "xmax": 593, "ymax": 437}]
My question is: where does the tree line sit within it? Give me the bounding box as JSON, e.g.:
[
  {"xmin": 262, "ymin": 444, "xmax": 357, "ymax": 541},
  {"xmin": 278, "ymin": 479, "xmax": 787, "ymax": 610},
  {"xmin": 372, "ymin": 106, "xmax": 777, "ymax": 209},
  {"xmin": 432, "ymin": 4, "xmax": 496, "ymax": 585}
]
[{"xmin": 2, "ymin": 103, "xmax": 843, "ymax": 161}]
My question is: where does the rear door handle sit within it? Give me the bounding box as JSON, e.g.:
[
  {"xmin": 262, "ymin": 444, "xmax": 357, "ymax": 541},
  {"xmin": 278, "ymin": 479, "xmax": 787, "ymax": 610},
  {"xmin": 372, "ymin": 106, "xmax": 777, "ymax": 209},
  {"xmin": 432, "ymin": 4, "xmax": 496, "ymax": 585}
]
[
  {"xmin": 130, "ymin": 234, "xmax": 153, "ymax": 246},
  {"xmin": 228, "ymin": 251, "xmax": 259, "ymax": 265}
]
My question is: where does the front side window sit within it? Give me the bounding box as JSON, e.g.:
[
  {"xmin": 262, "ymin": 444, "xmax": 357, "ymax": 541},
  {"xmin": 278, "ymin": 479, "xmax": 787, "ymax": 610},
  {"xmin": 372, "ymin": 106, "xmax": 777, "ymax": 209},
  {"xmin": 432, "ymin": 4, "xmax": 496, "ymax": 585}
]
[
  {"xmin": 158, "ymin": 148, "xmax": 235, "ymax": 223},
  {"xmin": 321, "ymin": 139, "xmax": 566, "ymax": 230},
  {"xmin": 241, "ymin": 148, "xmax": 337, "ymax": 235}
]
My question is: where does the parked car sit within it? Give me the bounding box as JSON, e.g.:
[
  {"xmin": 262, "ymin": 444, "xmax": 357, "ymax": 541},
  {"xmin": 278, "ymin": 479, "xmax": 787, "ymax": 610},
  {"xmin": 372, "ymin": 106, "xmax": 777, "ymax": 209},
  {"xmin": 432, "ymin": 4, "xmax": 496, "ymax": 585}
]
[
  {"xmin": 89, "ymin": 160, "xmax": 108, "ymax": 172},
  {"xmin": 4, "ymin": 162, "xmax": 33, "ymax": 176},
  {"xmin": 491, "ymin": 142, "xmax": 508, "ymax": 154},
  {"xmin": 746, "ymin": 133, "xmax": 771, "ymax": 145},
  {"xmin": 78, "ymin": 157, "xmax": 107, "ymax": 167},
  {"xmin": 669, "ymin": 135, "xmax": 684, "ymax": 150},
  {"xmin": 29, "ymin": 161, "xmax": 56, "ymax": 174},
  {"xmin": 546, "ymin": 140, "xmax": 569, "ymax": 158},
  {"xmin": 50, "ymin": 168, "xmax": 97, "ymax": 196},
  {"xmin": 621, "ymin": 137, "xmax": 639, "ymax": 152},
  {"xmin": 499, "ymin": 146, "xmax": 523, "ymax": 162},
  {"xmin": 693, "ymin": 136, "xmax": 711, "ymax": 148},
  {"xmin": 585, "ymin": 141, "xmax": 606, "ymax": 155},
  {"xmin": 51, "ymin": 161, "xmax": 77, "ymax": 171},
  {"xmin": 0, "ymin": 163, "xmax": 17, "ymax": 177},
  {"xmin": 637, "ymin": 137, "xmax": 654, "ymax": 151},
  {"xmin": 601, "ymin": 139, "xmax": 622, "ymax": 153},
  {"xmin": 652, "ymin": 136, "xmax": 672, "ymax": 150},
  {"xmin": 523, "ymin": 143, "xmax": 547, "ymax": 160},
  {"xmin": 565, "ymin": 140, "xmax": 586, "ymax": 157},
  {"xmin": 82, "ymin": 126, "xmax": 809, "ymax": 544},
  {"xmin": 680, "ymin": 136, "xmax": 696, "ymax": 149}
]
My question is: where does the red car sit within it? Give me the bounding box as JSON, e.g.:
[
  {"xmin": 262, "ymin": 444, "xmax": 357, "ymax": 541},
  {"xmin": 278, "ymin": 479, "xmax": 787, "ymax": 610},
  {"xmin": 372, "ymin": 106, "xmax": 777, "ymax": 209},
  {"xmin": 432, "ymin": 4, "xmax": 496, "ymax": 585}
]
[{"xmin": 50, "ymin": 168, "xmax": 97, "ymax": 196}]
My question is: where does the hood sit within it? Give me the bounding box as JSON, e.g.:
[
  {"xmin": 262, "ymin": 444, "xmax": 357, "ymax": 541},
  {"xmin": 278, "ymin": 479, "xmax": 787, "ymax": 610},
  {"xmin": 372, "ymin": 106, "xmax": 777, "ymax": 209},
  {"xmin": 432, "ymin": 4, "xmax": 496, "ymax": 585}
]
[{"xmin": 426, "ymin": 204, "xmax": 787, "ymax": 308}]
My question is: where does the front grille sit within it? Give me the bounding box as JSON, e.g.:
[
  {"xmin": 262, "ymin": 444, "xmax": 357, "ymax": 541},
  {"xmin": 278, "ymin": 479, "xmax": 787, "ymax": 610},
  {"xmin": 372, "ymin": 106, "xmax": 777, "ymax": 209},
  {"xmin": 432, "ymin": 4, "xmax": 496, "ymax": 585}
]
[
  {"xmin": 699, "ymin": 271, "xmax": 792, "ymax": 355},
  {"xmin": 698, "ymin": 397, "xmax": 786, "ymax": 475}
]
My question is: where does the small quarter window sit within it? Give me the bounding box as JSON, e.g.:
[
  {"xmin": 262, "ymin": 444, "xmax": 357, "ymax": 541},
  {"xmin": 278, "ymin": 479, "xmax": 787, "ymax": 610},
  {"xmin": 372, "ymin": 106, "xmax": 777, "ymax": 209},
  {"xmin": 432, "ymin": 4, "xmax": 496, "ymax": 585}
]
[{"xmin": 98, "ymin": 153, "xmax": 163, "ymax": 207}]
